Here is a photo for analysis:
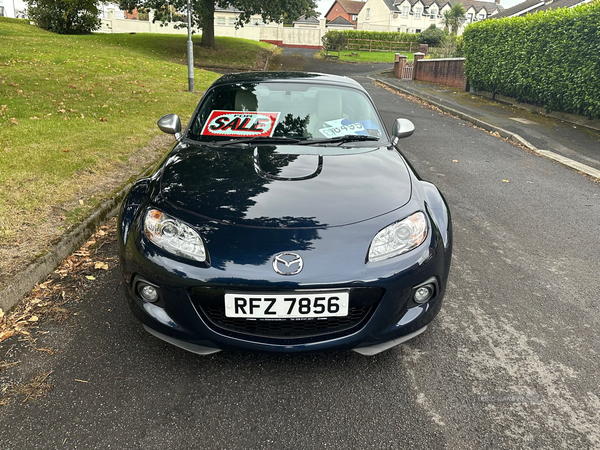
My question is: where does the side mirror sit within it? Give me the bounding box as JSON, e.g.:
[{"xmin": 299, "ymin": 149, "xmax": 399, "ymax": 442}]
[
  {"xmin": 157, "ymin": 114, "xmax": 182, "ymax": 140},
  {"xmin": 392, "ymin": 118, "xmax": 415, "ymax": 141}
]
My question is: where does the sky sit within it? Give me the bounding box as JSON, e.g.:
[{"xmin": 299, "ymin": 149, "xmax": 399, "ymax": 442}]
[{"xmin": 314, "ymin": 0, "xmax": 526, "ymax": 18}]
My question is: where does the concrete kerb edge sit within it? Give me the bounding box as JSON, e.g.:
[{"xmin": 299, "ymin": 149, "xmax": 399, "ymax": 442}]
[
  {"xmin": 372, "ymin": 77, "xmax": 600, "ymax": 181},
  {"xmin": 0, "ymin": 167, "xmax": 152, "ymax": 313}
]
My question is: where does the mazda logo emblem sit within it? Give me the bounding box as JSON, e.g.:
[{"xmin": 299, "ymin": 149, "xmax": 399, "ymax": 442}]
[{"xmin": 273, "ymin": 253, "xmax": 303, "ymax": 276}]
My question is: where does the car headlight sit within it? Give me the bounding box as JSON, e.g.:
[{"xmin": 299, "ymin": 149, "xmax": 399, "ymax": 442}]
[
  {"xmin": 144, "ymin": 209, "xmax": 206, "ymax": 262},
  {"xmin": 368, "ymin": 212, "xmax": 428, "ymax": 262}
]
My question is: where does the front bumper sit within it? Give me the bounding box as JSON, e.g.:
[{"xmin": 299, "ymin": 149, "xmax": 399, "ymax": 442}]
[{"xmin": 120, "ymin": 232, "xmax": 450, "ymax": 355}]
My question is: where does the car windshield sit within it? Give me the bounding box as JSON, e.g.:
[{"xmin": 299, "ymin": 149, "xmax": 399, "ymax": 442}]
[{"xmin": 187, "ymin": 82, "xmax": 385, "ymax": 144}]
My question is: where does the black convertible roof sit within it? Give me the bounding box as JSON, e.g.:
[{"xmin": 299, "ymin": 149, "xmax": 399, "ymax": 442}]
[{"xmin": 212, "ymin": 71, "xmax": 363, "ymax": 89}]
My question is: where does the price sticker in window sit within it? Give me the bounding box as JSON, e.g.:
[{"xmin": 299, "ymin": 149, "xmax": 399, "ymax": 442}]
[{"xmin": 319, "ymin": 119, "xmax": 366, "ymax": 138}]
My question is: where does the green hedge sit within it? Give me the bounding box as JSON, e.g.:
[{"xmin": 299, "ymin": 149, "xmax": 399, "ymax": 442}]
[
  {"xmin": 462, "ymin": 3, "xmax": 600, "ymax": 118},
  {"xmin": 322, "ymin": 30, "xmax": 420, "ymax": 51}
]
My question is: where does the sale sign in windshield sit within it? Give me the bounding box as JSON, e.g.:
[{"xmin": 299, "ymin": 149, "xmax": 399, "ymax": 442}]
[{"xmin": 201, "ymin": 111, "xmax": 280, "ymax": 138}]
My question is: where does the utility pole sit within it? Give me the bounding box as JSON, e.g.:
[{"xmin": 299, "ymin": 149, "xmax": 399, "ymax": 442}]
[{"xmin": 186, "ymin": 0, "xmax": 194, "ymax": 92}]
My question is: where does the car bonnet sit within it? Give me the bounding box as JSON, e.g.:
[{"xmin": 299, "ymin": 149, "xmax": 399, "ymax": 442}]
[{"xmin": 158, "ymin": 144, "xmax": 412, "ymax": 229}]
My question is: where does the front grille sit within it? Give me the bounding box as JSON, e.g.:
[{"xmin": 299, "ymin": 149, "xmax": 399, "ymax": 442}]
[{"xmin": 189, "ymin": 287, "xmax": 383, "ymax": 343}]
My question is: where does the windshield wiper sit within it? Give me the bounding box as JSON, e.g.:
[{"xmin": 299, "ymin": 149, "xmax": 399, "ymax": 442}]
[
  {"xmin": 210, "ymin": 136, "xmax": 302, "ymax": 147},
  {"xmin": 300, "ymin": 135, "xmax": 380, "ymax": 146}
]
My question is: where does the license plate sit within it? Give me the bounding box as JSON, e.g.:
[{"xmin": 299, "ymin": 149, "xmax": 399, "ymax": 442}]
[{"xmin": 224, "ymin": 292, "xmax": 349, "ymax": 319}]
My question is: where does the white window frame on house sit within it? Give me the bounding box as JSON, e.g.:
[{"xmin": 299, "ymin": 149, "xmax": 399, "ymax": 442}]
[
  {"xmin": 402, "ymin": 6, "xmax": 409, "ymax": 17},
  {"xmin": 352, "ymin": 14, "xmax": 358, "ymax": 21},
  {"xmin": 478, "ymin": 13, "xmax": 485, "ymax": 21},
  {"xmin": 229, "ymin": 17, "xmax": 236, "ymax": 26},
  {"xmin": 415, "ymin": 7, "xmax": 422, "ymax": 19},
  {"xmin": 252, "ymin": 18, "xmax": 263, "ymax": 25},
  {"xmin": 430, "ymin": 9, "xmax": 437, "ymax": 19},
  {"xmin": 366, "ymin": 8, "xmax": 370, "ymax": 20},
  {"xmin": 217, "ymin": 16, "xmax": 226, "ymax": 26},
  {"xmin": 467, "ymin": 12, "xmax": 473, "ymax": 22}
]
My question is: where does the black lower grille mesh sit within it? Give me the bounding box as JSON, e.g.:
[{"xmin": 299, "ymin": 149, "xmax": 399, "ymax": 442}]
[{"xmin": 203, "ymin": 305, "xmax": 371, "ymax": 338}]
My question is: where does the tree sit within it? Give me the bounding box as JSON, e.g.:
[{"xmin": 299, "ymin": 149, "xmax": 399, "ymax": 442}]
[
  {"xmin": 419, "ymin": 24, "xmax": 444, "ymax": 46},
  {"xmin": 118, "ymin": 0, "xmax": 318, "ymax": 48},
  {"xmin": 26, "ymin": 0, "xmax": 101, "ymax": 34},
  {"xmin": 443, "ymin": 3, "xmax": 466, "ymax": 35}
]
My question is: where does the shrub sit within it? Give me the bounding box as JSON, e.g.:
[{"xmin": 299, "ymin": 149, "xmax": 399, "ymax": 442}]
[
  {"xmin": 463, "ymin": 3, "xmax": 600, "ymax": 118},
  {"xmin": 26, "ymin": 0, "xmax": 101, "ymax": 34},
  {"xmin": 322, "ymin": 29, "xmax": 420, "ymax": 51},
  {"xmin": 321, "ymin": 30, "xmax": 348, "ymax": 49},
  {"xmin": 420, "ymin": 24, "xmax": 445, "ymax": 47},
  {"xmin": 426, "ymin": 34, "xmax": 463, "ymax": 58}
]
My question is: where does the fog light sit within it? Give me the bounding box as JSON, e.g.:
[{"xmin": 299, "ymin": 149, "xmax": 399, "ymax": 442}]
[
  {"xmin": 138, "ymin": 284, "xmax": 159, "ymax": 303},
  {"xmin": 414, "ymin": 285, "xmax": 433, "ymax": 304}
]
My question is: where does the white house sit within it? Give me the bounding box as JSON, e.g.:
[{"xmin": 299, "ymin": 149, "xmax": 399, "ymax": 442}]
[
  {"xmin": 0, "ymin": 0, "xmax": 27, "ymax": 18},
  {"xmin": 357, "ymin": 0, "xmax": 503, "ymax": 34}
]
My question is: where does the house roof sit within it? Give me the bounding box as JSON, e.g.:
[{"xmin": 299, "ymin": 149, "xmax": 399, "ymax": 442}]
[
  {"xmin": 293, "ymin": 14, "xmax": 320, "ymax": 24},
  {"xmin": 325, "ymin": 0, "xmax": 367, "ymax": 17},
  {"xmin": 215, "ymin": 5, "xmax": 243, "ymax": 13},
  {"xmin": 535, "ymin": 0, "xmax": 588, "ymax": 13},
  {"xmin": 328, "ymin": 15, "xmax": 356, "ymax": 25},
  {"xmin": 461, "ymin": 0, "xmax": 503, "ymax": 14},
  {"xmin": 492, "ymin": 0, "xmax": 544, "ymax": 17},
  {"xmin": 492, "ymin": 0, "xmax": 585, "ymax": 18},
  {"xmin": 382, "ymin": 0, "xmax": 502, "ymax": 14}
]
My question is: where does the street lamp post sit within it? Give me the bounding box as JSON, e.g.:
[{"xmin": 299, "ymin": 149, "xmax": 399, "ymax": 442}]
[{"xmin": 186, "ymin": 0, "xmax": 194, "ymax": 92}]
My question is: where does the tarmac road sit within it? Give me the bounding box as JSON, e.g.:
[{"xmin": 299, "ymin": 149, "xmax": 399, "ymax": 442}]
[{"xmin": 1, "ymin": 50, "xmax": 599, "ymax": 449}]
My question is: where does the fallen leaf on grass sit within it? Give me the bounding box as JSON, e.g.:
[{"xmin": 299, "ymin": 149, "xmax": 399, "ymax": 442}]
[
  {"xmin": 94, "ymin": 262, "xmax": 109, "ymax": 270},
  {"xmin": 99, "ymin": 117, "xmax": 107, "ymax": 122},
  {"xmin": 9, "ymin": 118, "xmax": 19, "ymax": 125},
  {"xmin": 85, "ymin": 276, "xmax": 96, "ymax": 281},
  {"xmin": 62, "ymin": 148, "xmax": 70, "ymax": 152}
]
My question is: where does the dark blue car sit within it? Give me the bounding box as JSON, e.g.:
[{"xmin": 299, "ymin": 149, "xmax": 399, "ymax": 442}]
[{"xmin": 117, "ymin": 72, "xmax": 452, "ymax": 355}]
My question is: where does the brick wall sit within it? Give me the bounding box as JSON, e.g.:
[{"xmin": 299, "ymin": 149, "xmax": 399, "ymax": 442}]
[{"xmin": 414, "ymin": 58, "xmax": 467, "ymax": 90}]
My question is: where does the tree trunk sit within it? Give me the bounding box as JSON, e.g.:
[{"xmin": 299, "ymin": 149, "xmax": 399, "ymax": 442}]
[{"xmin": 200, "ymin": 0, "xmax": 216, "ymax": 48}]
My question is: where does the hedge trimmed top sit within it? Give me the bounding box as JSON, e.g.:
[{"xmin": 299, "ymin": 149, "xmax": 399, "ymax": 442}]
[{"xmin": 463, "ymin": 3, "xmax": 600, "ymax": 119}]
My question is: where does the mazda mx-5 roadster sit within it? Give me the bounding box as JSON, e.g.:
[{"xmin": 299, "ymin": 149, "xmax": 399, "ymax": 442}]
[{"xmin": 117, "ymin": 72, "xmax": 452, "ymax": 355}]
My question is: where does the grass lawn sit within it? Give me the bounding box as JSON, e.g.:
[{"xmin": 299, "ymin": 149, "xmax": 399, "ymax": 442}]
[
  {"xmin": 0, "ymin": 17, "xmax": 274, "ymax": 286},
  {"xmin": 335, "ymin": 50, "xmax": 415, "ymax": 63}
]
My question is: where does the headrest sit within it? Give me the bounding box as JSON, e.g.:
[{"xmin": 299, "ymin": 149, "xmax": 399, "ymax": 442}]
[
  {"xmin": 234, "ymin": 89, "xmax": 258, "ymax": 111},
  {"xmin": 316, "ymin": 91, "xmax": 343, "ymax": 121}
]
